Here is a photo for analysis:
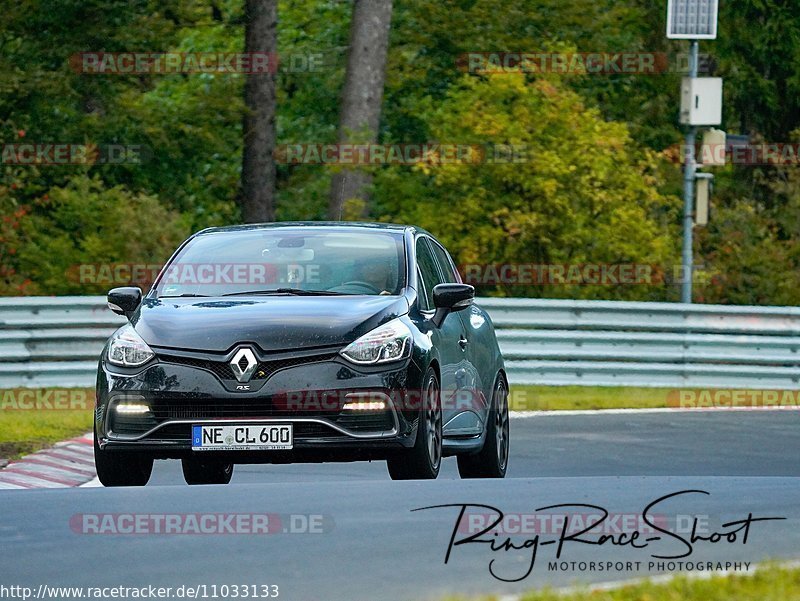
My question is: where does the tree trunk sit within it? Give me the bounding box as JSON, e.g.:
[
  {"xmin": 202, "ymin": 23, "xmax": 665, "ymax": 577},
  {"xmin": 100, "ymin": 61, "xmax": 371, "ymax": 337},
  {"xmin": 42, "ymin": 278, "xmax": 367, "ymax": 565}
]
[
  {"xmin": 328, "ymin": 0, "xmax": 393, "ymax": 220},
  {"xmin": 241, "ymin": 0, "xmax": 277, "ymax": 223}
]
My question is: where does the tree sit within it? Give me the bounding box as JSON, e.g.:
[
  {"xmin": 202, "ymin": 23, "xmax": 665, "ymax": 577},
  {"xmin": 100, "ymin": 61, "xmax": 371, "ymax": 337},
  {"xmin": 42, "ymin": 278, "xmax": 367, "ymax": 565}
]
[
  {"xmin": 6, "ymin": 175, "xmax": 188, "ymax": 295},
  {"xmin": 4, "ymin": 0, "xmax": 800, "ymax": 305},
  {"xmin": 241, "ymin": 0, "xmax": 278, "ymax": 223},
  {"xmin": 375, "ymin": 74, "xmax": 679, "ymax": 301},
  {"xmin": 328, "ymin": 0, "xmax": 393, "ymax": 219}
]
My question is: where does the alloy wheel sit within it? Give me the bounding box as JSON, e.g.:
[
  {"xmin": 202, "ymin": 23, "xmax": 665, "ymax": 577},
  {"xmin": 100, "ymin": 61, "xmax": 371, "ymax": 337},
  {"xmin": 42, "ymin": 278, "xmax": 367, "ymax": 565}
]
[{"xmin": 425, "ymin": 374, "xmax": 442, "ymax": 470}]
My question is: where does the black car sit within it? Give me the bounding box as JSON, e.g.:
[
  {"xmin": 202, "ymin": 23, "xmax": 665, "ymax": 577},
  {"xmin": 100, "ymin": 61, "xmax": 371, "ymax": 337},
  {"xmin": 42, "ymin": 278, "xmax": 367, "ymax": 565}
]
[{"xmin": 94, "ymin": 222, "xmax": 509, "ymax": 486}]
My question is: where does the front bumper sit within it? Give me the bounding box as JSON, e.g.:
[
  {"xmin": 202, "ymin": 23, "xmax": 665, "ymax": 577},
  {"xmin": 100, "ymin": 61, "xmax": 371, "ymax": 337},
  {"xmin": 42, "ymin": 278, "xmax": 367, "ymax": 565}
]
[{"xmin": 95, "ymin": 346, "xmax": 422, "ymax": 461}]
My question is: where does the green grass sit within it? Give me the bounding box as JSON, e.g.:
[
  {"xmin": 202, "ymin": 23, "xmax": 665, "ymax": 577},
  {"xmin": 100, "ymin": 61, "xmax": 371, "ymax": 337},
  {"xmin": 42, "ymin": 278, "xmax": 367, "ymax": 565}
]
[
  {"xmin": 0, "ymin": 388, "xmax": 94, "ymax": 460},
  {"xmin": 510, "ymin": 385, "xmax": 671, "ymax": 411},
  {"xmin": 446, "ymin": 565, "xmax": 800, "ymax": 601}
]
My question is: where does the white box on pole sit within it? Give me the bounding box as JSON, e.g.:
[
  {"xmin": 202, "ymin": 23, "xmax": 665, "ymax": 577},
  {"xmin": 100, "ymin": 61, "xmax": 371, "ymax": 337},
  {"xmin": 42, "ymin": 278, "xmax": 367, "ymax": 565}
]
[{"xmin": 680, "ymin": 77, "xmax": 723, "ymax": 125}]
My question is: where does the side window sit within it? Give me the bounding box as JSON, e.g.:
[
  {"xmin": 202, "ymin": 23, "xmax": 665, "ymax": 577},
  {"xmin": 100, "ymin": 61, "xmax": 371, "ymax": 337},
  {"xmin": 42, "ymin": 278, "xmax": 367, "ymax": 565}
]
[
  {"xmin": 416, "ymin": 267, "xmax": 428, "ymax": 310},
  {"xmin": 429, "ymin": 240, "xmax": 460, "ymax": 283},
  {"xmin": 415, "ymin": 238, "xmax": 441, "ymax": 311}
]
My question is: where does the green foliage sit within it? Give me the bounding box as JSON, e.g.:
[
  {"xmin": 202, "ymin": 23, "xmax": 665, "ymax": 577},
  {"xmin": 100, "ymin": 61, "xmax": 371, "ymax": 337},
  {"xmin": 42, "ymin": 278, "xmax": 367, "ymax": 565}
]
[
  {"xmin": 8, "ymin": 175, "xmax": 188, "ymax": 295},
  {"xmin": 1, "ymin": 0, "xmax": 800, "ymax": 305},
  {"xmin": 386, "ymin": 0, "xmax": 684, "ymax": 150},
  {"xmin": 715, "ymin": 0, "xmax": 800, "ymax": 141},
  {"xmin": 376, "ymin": 74, "xmax": 679, "ymax": 300},
  {"xmin": 0, "ymin": 185, "xmax": 33, "ymax": 295},
  {"xmin": 274, "ymin": 0, "xmax": 350, "ymax": 220},
  {"xmin": 696, "ymin": 148, "xmax": 800, "ymax": 305}
]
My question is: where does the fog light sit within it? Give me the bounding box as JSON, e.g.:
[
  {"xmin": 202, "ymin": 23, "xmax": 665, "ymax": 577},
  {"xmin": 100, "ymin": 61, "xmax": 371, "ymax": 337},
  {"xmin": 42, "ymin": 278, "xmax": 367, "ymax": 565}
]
[
  {"xmin": 115, "ymin": 402, "xmax": 151, "ymax": 414},
  {"xmin": 343, "ymin": 400, "xmax": 387, "ymax": 411}
]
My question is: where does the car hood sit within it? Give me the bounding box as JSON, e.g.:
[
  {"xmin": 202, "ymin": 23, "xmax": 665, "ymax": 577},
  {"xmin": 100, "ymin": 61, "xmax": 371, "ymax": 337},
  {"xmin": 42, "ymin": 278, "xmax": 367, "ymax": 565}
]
[{"xmin": 131, "ymin": 295, "xmax": 410, "ymax": 353}]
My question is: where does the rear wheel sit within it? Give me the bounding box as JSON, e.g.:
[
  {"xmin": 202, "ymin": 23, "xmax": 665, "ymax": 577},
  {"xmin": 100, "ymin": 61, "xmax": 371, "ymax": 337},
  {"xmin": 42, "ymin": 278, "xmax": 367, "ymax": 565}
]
[
  {"xmin": 93, "ymin": 430, "xmax": 154, "ymax": 487},
  {"xmin": 181, "ymin": 458, "xmax": 234, "ymax": 485},
  {"xmin": 457, "ymin": 374, "xmax": 509, "ymax": 478},
  {"xmin": 387, "ymin": 368, "xmax": 442, "ymax": 480}
]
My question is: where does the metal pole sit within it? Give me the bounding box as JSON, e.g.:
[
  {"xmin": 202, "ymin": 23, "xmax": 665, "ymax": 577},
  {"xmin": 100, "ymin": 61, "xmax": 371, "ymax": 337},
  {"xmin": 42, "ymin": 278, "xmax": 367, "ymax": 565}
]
[{"xmin": 681, "ymin": 40, "xmax": 699, "ymax": 304}]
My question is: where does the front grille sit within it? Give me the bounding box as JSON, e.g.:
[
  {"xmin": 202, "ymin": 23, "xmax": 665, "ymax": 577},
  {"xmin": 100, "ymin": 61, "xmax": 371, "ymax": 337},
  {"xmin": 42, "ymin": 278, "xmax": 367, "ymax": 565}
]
[
  {"xmin": 161, "ymin": 356, "xmax": 235, "ymax": 380},
  {"xmin": 158, "ymin": 352, "xmax": 338, "ymax": 381},
  {"xmin": 145, "ymin": 422, "xmax": 344, "ymax": 441},
  {"xmin": 150, "ymin": 400, "xmax": 330, "ymax": 421},
  {"xmin": 149, "ymin": 400, "xmax": 392, "ymax": 432}
]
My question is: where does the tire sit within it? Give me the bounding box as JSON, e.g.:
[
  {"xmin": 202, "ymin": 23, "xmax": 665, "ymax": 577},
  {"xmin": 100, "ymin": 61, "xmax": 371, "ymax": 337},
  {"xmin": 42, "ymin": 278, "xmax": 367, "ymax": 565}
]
[
  {"xmin": 93, "ymin": 430, "xmax": 154, "ymax": 487},
  {"xmin": 457, "ymin": 374, "xmax": 509, "ymax": 479},
  {"xmin": 387, "ymin": 368, "xmax": 442, "ymax": 480},
  {"xmin": 181, "ymin": 457, "xmax": 234, "ymax": 485}
]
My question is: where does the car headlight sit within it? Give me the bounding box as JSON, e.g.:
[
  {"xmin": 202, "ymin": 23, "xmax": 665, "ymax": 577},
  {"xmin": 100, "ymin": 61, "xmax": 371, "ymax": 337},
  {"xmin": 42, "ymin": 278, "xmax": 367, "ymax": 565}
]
[
  {"xmin": 340, "ymin": 319, "xmax": 413, "ymax": 365},
  {"xmin": 107, "ymin": 324, "xmax": 155, "ymax": 367}
]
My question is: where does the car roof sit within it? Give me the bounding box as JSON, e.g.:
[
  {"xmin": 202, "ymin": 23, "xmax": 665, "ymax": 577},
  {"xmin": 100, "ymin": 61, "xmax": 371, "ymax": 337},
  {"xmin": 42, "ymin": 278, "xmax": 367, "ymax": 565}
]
[{"xmin": 194, "ymin": 221, "xmax": 431, "ymax": 237}]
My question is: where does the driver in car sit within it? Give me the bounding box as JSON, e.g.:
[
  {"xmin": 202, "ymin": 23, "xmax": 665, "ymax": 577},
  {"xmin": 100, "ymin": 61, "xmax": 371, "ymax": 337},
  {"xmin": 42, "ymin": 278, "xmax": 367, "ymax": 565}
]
[{"xmin": 352, "ymin": 261, "xmax": 393, "ymax": 295}]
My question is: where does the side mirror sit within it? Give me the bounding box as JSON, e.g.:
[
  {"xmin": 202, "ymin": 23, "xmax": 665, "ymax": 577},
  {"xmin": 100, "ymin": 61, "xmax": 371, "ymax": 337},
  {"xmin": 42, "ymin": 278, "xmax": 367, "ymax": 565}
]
[
  {"xmin": 431, "ymin": 283, "xmax": 474, "ymax": 327},
  {"xmin": 107, "ymin": 287, "xmax": 142, "ymax": 319}
]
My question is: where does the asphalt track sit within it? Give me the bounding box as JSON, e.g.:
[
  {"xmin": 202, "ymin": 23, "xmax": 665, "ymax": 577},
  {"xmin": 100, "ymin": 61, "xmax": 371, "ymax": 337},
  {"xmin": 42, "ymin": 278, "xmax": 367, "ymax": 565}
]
[{"xmin": 1, "ymin": 411, "xmax": 799, "ymax": 601}]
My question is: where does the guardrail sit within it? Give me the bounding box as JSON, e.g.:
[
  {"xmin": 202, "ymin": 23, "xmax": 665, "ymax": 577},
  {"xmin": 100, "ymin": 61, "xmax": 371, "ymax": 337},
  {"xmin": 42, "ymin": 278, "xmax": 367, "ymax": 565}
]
[
  {"xmin": 481, "ymin": 298, "xmax": 800, "ymax": 389},
  {"xmin": 1, "ymin": 296, "xmax": 799, "ymax": 389},
  {"xmin": 0, "ymin": 297, "xmax": 125, "ymax": 388}
]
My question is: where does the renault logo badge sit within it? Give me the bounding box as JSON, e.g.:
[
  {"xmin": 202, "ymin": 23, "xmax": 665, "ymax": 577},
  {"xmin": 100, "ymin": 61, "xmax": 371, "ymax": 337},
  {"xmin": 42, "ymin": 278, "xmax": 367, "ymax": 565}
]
[{"xmin": 230, "ymin": 348, "xmax": 258, "ymax": 383}]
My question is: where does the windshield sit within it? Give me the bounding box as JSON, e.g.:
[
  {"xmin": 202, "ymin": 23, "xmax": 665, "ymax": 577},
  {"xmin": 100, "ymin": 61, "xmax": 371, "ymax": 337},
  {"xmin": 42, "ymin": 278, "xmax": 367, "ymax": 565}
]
[{"xmin": 154, "ymin": 229, "xmax": 406, "ymax": 297}]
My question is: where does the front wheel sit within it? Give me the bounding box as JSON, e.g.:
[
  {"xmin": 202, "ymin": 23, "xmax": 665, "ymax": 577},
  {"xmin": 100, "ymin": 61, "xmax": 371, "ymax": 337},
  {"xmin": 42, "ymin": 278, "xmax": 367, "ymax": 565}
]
[
  {"xmin": 457, "ymin": 374, "xmax": 509, "ymax": 479},
  {"xmin": 94, "ymin": 430, "xmax": 154, "ymax": 487},
  {"xmin": 181, "ymin": 457, "xmax": 234, "ymax": 485},
  {"xmin": 387, "ymin": 368, "xmax": 442, "ymax": 480}
]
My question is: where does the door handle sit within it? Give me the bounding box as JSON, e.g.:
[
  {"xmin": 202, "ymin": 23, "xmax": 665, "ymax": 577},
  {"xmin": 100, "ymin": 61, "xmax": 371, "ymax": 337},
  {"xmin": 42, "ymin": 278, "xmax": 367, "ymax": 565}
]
[{"xmin": 458, "ymin": 335, "xmax": 469, "ymax": 350}]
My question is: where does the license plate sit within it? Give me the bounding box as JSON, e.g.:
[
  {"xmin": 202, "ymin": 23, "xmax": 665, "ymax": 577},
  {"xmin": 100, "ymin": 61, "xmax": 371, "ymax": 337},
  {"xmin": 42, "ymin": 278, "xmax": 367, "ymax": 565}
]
[{"xmin": 192, "ymin": 424, "xmax": 293, "ymax": 451}]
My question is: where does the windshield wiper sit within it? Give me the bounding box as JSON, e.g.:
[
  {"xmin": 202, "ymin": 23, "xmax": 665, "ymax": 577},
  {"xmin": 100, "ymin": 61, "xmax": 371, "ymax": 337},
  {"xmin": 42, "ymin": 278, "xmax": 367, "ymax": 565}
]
[
  {"xmin": 221, "ymin": 288, "xmax": 350, "ymax": 297},
  {"xmin": 159, "ymin": 293, "xmax": 210, "ymax": 298}
]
